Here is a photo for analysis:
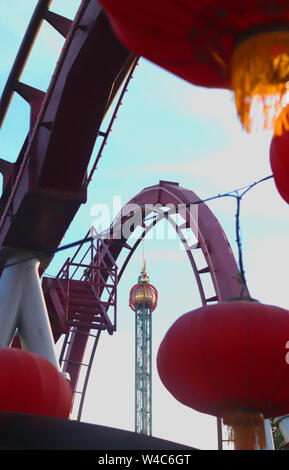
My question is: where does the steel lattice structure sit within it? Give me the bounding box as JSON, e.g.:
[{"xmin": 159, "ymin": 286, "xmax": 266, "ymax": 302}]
[{"xmin": 129, "ymin": 267, "xmax": 158, "ymax": 435}]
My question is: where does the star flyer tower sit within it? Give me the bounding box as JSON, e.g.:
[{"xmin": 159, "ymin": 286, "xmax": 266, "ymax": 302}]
[{"xmin": 129, "ymin": 259, "xmax": 158, "ymax": 435}]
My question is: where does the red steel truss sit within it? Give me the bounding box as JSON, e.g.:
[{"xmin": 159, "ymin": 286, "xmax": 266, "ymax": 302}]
[
  {"xmin": 0, "ymin": 0, "xmax": 136, "ymax": 273},
  {"xmin": 42, "ymin": 234, "xmax": 117, "ymax": 420}
]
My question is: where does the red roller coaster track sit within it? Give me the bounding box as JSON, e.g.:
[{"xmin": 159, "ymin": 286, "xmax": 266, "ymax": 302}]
[
  {"xmin": 0, "ymin": 0, "xmax": 136, "ymax": 271},
  {"xmin": 0, "ymin": 1, "xmax": 249, "ymax": 450}
]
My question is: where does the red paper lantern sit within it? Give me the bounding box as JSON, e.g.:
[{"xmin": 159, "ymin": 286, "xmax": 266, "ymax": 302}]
[
  {"xmin": 157, "ymin": 300, "xmax": 289, "ymax": 449},
  {"xmin": 0, "ymin": 348, "xmax": 72, "ymax": 418},
  {"xmin": 99, "ymin": 0, "xmax": 289, "ymax": 132},
  {"xmin": 270, "ymin": 104, "xmax": 289, "ymax": 204}
]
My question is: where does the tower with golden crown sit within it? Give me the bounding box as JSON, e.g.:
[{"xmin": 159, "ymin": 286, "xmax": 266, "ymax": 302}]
[{"xmin": 129, "ymin": 261, "xmax": 158, "ymax": 435}]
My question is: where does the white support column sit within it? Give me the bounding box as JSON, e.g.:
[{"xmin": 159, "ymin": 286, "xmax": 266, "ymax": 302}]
[
  {"xmin": 0, "ymin": 255, "xmax": 25, "ymax": 346},
  {"xmin": 264, "ymin": 419, "xmax": 275, "ymax": 450},
  {"xmin": 0, "ymin": 251, "xmax": 60, "ymax": 371},
  {"xmin": 17, "ymin": 257, "xmax": 60, "ymax": 370}
]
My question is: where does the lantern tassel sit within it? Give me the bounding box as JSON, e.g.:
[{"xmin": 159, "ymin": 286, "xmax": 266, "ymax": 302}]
[
  {"xmin": 231, "ymin": 31, "xmax": 289, "ymax": 134},
  {"xmin": 223, "ymin": 410, "xmax": 267, "ymax": 450},
  {"xmin": 273, "ymin": 102, "xmax": 289, "ymax": 135}
]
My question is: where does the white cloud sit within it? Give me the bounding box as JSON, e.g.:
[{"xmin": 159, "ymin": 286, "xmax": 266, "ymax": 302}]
[{"xmin": 245, "ymin": 236, "xmax": 289, "ymax": 309}]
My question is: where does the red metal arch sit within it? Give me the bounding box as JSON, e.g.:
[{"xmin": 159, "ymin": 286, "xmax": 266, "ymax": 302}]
[
  {"xmin": 43, "ymin": 180, "xmax": 248, "ymax": 435},
  {"xmin": 111, "ymin": 180, "xmax": 247, "ymax": 302}
]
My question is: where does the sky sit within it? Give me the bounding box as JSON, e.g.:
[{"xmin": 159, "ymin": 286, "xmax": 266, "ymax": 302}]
[{"xmin": 1, "ymin": 0, "xmax": 289, "ymax": 451}]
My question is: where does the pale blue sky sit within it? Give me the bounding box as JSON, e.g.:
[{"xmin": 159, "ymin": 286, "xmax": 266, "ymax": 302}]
[{"xmin": 1, "ymin": 0, "xmax": 289, "ymax": 450}]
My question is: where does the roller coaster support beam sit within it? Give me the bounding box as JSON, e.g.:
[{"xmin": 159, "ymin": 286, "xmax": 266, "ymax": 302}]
[
  {"xmin": 0, "ymin": 0, "xmax": 135, "ymax": 276},
  {"xmin": 0, "ymin": 251, "xmax": 59, "ymax": 370},
  {"xmin": 0, "ymin": 0, "xmax": 52, "ymax": 129}
]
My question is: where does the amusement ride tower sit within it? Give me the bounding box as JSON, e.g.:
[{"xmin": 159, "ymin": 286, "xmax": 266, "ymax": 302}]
[{"xmin": 129, "ymin": 259, "xmax": 158, "ymax": 435}]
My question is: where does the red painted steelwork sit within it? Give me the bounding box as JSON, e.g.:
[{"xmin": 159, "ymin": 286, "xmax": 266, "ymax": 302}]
[
  {"xmin": 42, "ymin": 235, "xmax": 117, "ymax": 399},
  {"xmin": 0, "ymin": 0, "xmax": 135, "ymax": 274},
  {"xmin": 0, "ymin": 0, "xmax": 53, "ymax": 129},
  {"xmin": 101, "ymin": 180, "xmax": 246, "ymax": 302}
]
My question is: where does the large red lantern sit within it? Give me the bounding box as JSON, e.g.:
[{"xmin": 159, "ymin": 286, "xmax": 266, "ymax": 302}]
[
  {"xmin": 270, "ymin": 104, "xmax": 289, "ymax": 204},
  {"xmin": 0, "ymin": 348, "xmax": 72, "ymax": 418},
  {"xmin": 99, "ymin": 0, "xmax": 289, "ymax": 133},
  {"xmin": 157, "ymin": 300, "xmax": 289, "ymax": 450}
]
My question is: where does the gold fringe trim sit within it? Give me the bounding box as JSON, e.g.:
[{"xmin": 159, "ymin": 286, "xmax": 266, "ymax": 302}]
[
  {"xmin": 231, "ymin": 31, "xmax": 289, "ymax": 133},
  {"xmin": 223, "ymin": 410, "xmax": 267, "ymax": 450},
  {"xmin": 274, "ymin": 102, "xmax": 289, "ymax": 135}
]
